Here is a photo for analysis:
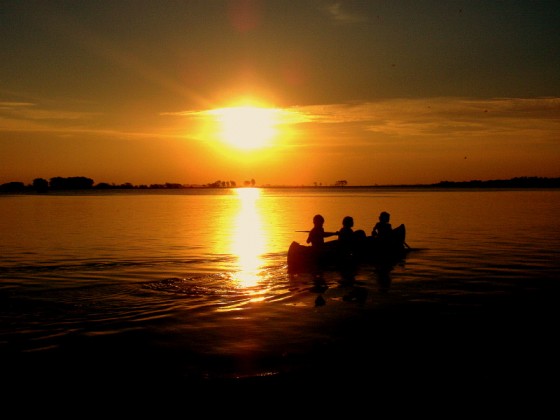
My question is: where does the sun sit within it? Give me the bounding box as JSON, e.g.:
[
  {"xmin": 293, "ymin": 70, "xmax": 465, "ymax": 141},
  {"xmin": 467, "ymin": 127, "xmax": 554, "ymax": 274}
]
[{"xmin": 210, "ymin": 105, "xmax": 280, "ymax": 150}]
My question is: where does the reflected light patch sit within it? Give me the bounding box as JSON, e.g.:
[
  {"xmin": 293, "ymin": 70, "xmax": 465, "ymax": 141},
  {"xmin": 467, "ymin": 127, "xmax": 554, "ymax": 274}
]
[{"xmin": 230, "ymin": 188, "xmax": 266, "ymax": 287}]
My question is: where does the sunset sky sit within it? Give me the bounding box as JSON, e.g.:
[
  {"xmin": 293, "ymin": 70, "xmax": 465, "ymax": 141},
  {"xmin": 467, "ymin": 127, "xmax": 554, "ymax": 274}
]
[{"xmin": 1, "ymin": 1, "xmax": 559, "ymax": 186}]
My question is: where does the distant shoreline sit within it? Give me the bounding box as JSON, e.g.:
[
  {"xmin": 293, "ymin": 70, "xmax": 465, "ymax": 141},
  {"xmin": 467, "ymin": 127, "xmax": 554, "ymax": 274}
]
[
  {"xmin": 261, "ymin": 177, "xmax": 560, "ymax": 189},
  {"xmin": 1, "ymin": 176, "xmax": 560, "ymax": 193}
]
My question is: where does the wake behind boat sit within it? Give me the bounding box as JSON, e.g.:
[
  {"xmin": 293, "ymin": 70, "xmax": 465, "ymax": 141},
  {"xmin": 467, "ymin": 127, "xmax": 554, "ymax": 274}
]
[{"xmin": 287, "ymin": 224, "xmax": 410, "ymax": 274}]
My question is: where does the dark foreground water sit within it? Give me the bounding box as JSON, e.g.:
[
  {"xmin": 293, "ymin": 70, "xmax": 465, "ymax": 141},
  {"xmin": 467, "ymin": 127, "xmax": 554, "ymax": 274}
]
[{"xmin": 1, "ymin": 188, "xmax": 559, "ymax": 408}]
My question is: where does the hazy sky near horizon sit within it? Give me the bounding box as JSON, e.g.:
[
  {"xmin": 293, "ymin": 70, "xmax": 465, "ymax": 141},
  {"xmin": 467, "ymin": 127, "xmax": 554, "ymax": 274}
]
[{"xmin": 1, "ymin": 0, "xmax": 559, "ymax": 186}]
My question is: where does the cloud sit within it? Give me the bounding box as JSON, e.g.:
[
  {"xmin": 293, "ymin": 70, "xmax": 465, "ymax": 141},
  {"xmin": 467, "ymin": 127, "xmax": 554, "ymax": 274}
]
[
  {"xmin": 290, "ymin": 97, "xmax": 560, "ymax": 139},
  {"xmin": 0, "ymin": 102, "xmax": 99, "ymax": 123},
  {"xmin": 0, "ymin": 101, "xmax": 166, "ymax": 140},
  {"xmin": 161, "ymin": 97, "xmax": 560, "ymax": 143},
  {"xmin": 0, "ymin": 102, "xmax": 36, "ymax": 109},
  {"xmin": 161, "ymin": 107, "xmax": 313, "ymax": 125},
  {"xmin": 324, "ymin": 2, "xmax": 368, "ymax": 24}
]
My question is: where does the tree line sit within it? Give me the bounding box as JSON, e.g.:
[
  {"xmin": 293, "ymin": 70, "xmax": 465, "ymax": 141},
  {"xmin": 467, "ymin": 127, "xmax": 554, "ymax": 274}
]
[
  {"xmin": 432, "ymin": 177, "xmax": 560, "ymax": 188},
  {"xmin": 0, "ymin": 176, "xmax": 257, "ymax": 193},
  {"xmin": 1, "ymin": 175, "xmax": 559, "ymax": 193}
]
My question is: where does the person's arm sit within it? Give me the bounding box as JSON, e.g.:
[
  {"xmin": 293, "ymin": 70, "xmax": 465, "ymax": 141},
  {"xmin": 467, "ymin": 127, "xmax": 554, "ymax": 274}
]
[
  {"xmin": 306, "ymin": 231, "xmax": 312, "ymax": 244},
  {"xmin": 307, "ymin": 227, "xmax": 320, "ymax": 244}
]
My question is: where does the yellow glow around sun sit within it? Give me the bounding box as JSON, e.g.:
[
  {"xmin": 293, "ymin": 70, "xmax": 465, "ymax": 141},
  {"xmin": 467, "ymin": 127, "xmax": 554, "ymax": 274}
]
[{"xmin": 209, "ymin": 105, "xmax": 280, "ymax": 150}]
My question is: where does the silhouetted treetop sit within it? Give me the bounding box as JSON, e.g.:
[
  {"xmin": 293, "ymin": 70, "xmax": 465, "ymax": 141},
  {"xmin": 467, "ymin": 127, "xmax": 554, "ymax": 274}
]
[{"xmin": 50, "ymin": 176, "xmax": 94, "ymax": 190}]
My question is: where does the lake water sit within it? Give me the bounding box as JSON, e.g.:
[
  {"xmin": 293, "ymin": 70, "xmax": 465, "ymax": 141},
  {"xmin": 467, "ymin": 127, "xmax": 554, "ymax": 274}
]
[{"xmin": 1, "ymin": 188, "xmax": 559, "ymax": 401}]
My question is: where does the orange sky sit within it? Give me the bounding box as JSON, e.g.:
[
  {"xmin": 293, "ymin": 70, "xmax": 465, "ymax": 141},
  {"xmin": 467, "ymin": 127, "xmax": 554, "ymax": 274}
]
[{"xmin": 1, "ymin": 1, "xmax": 559, "ymax": 186}]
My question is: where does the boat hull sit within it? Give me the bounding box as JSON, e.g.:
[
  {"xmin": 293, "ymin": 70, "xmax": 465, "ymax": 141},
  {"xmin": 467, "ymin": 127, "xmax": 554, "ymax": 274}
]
[{"xmin": 287, "ymin": 224, "xmax": 409, "ymax": 274}]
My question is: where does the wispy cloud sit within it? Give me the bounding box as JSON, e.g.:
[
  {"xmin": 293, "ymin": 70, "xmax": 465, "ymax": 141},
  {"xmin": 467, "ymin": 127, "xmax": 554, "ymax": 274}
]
[
  {"xmin": 0, "ymin": 101, "xmax": 163, "ymax": 139},
  {"xmin": 0, "ymin": 102, "xmax": 36, "ymax": 109},
  {"xmin": 0, "ymin": 102, "xmax": 99, "ymax": 122},
  {"xmin": 324, "ymin": 2, "xmax": 367, "ymax": 24},
  {"xmin": 161, "ymin": 107, "xmax": 313, "ymax": 125},
  {"xmin": 291, "ymin": 97, "xmax": 560, "ymax": 139},
  {"xmin": 161, "ymin": 97, "xmax": 560, "ymax": 140}
]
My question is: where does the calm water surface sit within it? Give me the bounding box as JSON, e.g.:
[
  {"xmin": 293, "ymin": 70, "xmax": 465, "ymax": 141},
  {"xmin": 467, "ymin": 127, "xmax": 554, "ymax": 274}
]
[{"xmin": 1, "ymin": 188, "xmax": 559, "ymax": 389}]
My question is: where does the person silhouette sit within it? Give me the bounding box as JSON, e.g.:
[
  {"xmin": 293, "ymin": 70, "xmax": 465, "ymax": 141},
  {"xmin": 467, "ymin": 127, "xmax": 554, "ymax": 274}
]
[
  {"xmin": 372, "ymin": 211, "xmax": 392, "ymax": 240},
  {"xmin": 306, "ymin": 214, "xmax": 337, "ymax": 248},
  {"xmin": 337, "ymin": 216, "xmax": 355, "ymax": 246},
  {"xmin": 337, "ymin": 215, "xmax": 367, "ymax": 258}
]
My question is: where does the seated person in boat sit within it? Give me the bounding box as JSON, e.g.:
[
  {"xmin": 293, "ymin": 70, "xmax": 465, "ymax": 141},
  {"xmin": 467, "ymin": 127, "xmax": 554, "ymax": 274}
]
[
  {"xmin": 337, "ymin": 216, "xmax": 367, "ymax": 255},
  {"xmin": 337, "ymin": 216, "xmax": 354, "ymax": 244},
  {"xmin": 306, "ymin": 214, "xmax": 337, "ymax": 248},
  {"xmin": 371, "ymin": 211, "xmax": 393, "ymax": 241}
]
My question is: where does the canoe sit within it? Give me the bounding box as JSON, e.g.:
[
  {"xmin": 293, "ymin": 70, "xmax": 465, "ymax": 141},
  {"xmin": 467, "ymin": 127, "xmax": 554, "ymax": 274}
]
[{"xmin": 287, "ymin": 224, "xmax": 409, "ymax": 274}]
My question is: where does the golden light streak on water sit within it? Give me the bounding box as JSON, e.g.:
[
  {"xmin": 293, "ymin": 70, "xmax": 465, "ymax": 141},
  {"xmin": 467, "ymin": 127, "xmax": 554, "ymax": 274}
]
[{"xmin": 230, "ymin": 188, "xmax": 267, "ymax": 289}]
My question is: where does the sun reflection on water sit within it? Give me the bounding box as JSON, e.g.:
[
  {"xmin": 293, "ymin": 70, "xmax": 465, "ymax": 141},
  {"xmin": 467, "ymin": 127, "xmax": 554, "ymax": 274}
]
[{"xmin": 230, "ymin": 188, "xmax": 267, "ymax": 289}]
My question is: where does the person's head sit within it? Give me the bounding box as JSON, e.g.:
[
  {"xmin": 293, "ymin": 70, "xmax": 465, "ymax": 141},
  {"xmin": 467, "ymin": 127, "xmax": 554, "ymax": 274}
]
[
  {"xmin": 313, "ymin": 214, "xmax": 325, "ymax": 226},
  {"xmin": 342, "ymin": 216, "xmax": 354, "ymax": 228},
  {"xmin": 379, "ymin": 211, "xmax": 390, "ymax": 223}
]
